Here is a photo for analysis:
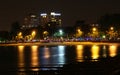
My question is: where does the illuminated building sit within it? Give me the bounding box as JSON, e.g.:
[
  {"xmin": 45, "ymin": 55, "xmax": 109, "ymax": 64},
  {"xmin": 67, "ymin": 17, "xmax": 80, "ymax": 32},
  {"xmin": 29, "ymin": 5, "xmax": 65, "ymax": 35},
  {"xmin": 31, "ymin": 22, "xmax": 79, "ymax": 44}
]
[
  {"xmin": 21, "ymin": 13, "xmax": 39, "ymax": 29},
  {"xmin": 40, "ymin": 13, "xmax": 49, "ymax": 27},
  {"xmin": 40, "ymin": 12, "xmax": 62, "ymax": 28},
  {"xmin": 21, "ymin": 12, "xmax": 62, "ymax": 29}
]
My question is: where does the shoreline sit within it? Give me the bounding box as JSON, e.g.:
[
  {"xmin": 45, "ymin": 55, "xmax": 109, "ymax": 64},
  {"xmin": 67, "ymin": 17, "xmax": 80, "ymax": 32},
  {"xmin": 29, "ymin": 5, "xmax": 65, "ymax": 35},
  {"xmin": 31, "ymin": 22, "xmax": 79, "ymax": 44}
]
[{"xmin": 0, "ymin": 41, "xmax": 120, "ymax": 46}]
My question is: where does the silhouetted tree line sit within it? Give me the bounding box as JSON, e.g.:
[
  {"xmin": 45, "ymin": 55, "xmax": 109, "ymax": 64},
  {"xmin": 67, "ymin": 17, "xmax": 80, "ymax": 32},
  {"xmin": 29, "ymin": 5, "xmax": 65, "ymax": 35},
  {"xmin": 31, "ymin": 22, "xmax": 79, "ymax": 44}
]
[
  {"xmin": 0, "ymin": 31, "xmax": 10, "ymax": 41},
  {"xmin": 98, "ymin": 13, "xmax": 120, "ymax": 31}
]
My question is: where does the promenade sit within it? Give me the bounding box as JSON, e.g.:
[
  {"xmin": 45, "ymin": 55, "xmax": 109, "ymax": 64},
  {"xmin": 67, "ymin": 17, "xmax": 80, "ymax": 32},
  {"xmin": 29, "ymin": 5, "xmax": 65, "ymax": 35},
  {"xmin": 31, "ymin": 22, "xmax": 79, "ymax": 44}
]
[{"xmin": 0, "ymin": 41, "xmax": 119, "ymax": 46}]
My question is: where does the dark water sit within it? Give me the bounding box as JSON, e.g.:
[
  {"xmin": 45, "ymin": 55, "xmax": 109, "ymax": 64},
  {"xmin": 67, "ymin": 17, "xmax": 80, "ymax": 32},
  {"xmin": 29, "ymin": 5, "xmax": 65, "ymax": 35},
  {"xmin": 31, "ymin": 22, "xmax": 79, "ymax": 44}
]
[{"xmin": 0, "ymin": 43, "xmax": 120, "ymax": 75}]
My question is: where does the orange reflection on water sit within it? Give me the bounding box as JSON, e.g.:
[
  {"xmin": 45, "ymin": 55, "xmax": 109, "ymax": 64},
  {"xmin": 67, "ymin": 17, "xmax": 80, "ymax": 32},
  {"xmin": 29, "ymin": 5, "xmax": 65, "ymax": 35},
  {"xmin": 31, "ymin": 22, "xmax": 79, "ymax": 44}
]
[
  {"xmin": 91, "ymin": 45, "xmax": 100, "ymax": 60},
  {"xmin": 18, "ymin": 46, "xmax": 26, "ymax": 75},
  {"xmin": 44, "ymin": 46, "xmax": 50, "ymax": 58},
  {"xmin": 109, "ymin": 45, "xmax": 117, "ymax": 57},
  {"xmin": 76, "ymin": 45, "xmax": 84, "ymax": 62},
  {"xmin": 18, "ymin": 46, "xmax": 25, "ymax": 67},
  {"xmin": 31, "ymin": 45, "xmax": 39, "ymax": 71}
]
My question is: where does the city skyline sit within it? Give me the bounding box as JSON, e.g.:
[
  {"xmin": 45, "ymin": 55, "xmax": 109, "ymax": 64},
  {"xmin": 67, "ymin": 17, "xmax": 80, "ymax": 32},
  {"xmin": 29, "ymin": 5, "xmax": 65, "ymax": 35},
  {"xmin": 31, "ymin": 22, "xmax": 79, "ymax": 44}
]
[
  {"xmin": 21, "ymin": 11, "xmax": 62, "ymax": 29},
  {"xmin": 0, "ymin": 0, "xmax": 120, "ymax": 31}
]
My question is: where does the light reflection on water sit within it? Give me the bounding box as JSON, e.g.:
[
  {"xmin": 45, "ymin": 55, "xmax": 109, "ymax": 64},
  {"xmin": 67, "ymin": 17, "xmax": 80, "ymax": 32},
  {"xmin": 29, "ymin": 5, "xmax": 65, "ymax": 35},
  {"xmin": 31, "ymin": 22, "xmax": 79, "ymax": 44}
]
[
  {"xmin": 109, "ymin": 45, "xmax": 117, "ymax": 57},
  {"xmin": 102, "ymin": 45, "xmax": 107, "ymax": 58},
  {"xmin": 31, "ymin": 45, "xmax": 39, "ymax": 71},
  {"xmin": 75, "ymin": 44, "xmax": 118, "ymax": 62},
  {"xmin": 57, "ymin": 46, "xmax": 65, "ymax": 65},
  {"xmin": 43, "ymin": 46, "xmax": 50, "ymax": 59},
  {"xmin": 16, "ymin": 44, "xmax": 119, "ymax": 71},
  {"xmin": 40, "ymin": 45, "xmax": 65, "ymax": 67},
  {"xmin": 91, "ymin": 45, "xmax": 100, "ymax": 60},
  {"xmin": 18, "ymin": 46, "xmax": 25, "ymax": 71},
  {"xmin": 76, "ymin": 45, "xmax": 84, "ymax": 62}
]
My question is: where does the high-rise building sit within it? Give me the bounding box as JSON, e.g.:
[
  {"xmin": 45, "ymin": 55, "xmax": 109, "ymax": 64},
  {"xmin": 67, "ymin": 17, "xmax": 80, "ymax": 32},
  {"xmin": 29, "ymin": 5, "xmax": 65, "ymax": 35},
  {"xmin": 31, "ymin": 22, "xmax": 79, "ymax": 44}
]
[
  {"xmin": 21, "ymin": 13, "xmax": 39, "ymax": 29},
  {"xmin": 40, "ymin": 13, "xmax": 49, "ymax": 27},
  {"xmin": 21, "ymin": 12, "xmax": 62, "ymax": 29},
  {"xmin": 40, "ymin": 12, "xmax": 62, "ymax": 28}
]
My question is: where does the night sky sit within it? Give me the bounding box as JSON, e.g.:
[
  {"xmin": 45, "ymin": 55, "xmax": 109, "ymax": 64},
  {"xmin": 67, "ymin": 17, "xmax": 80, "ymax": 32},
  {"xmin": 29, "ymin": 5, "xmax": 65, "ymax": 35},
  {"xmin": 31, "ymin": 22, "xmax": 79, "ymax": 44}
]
[{"xmin": 0, "ymin": 0, "xmax": 120, "ymax": 31}]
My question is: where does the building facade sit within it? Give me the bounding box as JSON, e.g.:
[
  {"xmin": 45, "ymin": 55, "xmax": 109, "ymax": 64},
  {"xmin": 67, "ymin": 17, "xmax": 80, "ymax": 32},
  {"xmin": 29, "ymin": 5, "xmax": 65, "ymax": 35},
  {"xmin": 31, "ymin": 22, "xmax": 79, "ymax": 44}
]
[
  {"xmin": 21, "ymin": 12, "xmax": 62, "ymax": 29},
  {"xmin": 40, "ymin": 12, "xmax": 62, "ymax": 28},
  {"xmin": 21, "ymin": 13, "xmax": 39, "ymax": 29}
]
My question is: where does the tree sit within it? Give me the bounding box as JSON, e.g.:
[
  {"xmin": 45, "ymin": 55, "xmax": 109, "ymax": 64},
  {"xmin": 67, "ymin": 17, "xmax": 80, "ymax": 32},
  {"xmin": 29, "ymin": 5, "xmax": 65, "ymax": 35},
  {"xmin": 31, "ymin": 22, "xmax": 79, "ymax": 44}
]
[
  {"xmin": 10, "ymin": 21, "xmax": 21, "ymax": 40},
  {"xmin": 74, "ymin": 20, "xmax": 90, "ymax": 37},
  {"xmin": 98, "ymin": 13, "xmax": 120, "ymax": 31}
]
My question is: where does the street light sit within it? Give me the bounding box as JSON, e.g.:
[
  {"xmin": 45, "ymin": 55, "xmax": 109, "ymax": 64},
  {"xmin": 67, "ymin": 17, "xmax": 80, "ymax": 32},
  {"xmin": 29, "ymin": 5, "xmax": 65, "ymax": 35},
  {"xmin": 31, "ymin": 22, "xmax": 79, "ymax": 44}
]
[
  {"xmin": 92, "ymin": 27, "xmax": 96, "ymax": 32},
  {"xmin": 17, "ymin": 32, "xmax": 23, "ymax": 39},
  {"xmin": 76, "ymin": 28, "xmax": 83, "ymax": 38},
  {"xmin": 18, "ymin": 32, "xmax": 22, "ymax": 36},
  {"xmin": 91, "ymin": 27, "xmax": 99, "ymax": 39},
  {"xmin": 31, "ymin": 31, "xmax": 36, "ymax": 36},
  {"xmin": 59, "ymin": 29, "xmax": 63, "ymax": 35},
  {"xmin": 43, "ymin": 31, "xmax": 48, "ymax": 36},
  {"xmin": 31, "ymin": 31, "xmax": 36, "ymax": 40},
  {"xmin": 107, "ymin": 26, "xmax": 118, "ymax": 40},
  {"xmin": 110, "ymin": 27, "xmax": 114, "ymax": 31},
  {"xmin": 59, "ymin": 29, "xmax": 64, "ymax": 41},
  {"xmin": 43, "ymin": 31, "xmax": 49, "ymax": 39}
]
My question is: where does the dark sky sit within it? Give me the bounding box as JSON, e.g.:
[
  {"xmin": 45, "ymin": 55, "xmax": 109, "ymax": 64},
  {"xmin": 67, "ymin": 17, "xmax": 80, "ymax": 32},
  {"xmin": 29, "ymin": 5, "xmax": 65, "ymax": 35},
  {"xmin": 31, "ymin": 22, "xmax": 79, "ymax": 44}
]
[{"xmin": 0, "ymin": 0, "xmax": 120, "ymax": 31}]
